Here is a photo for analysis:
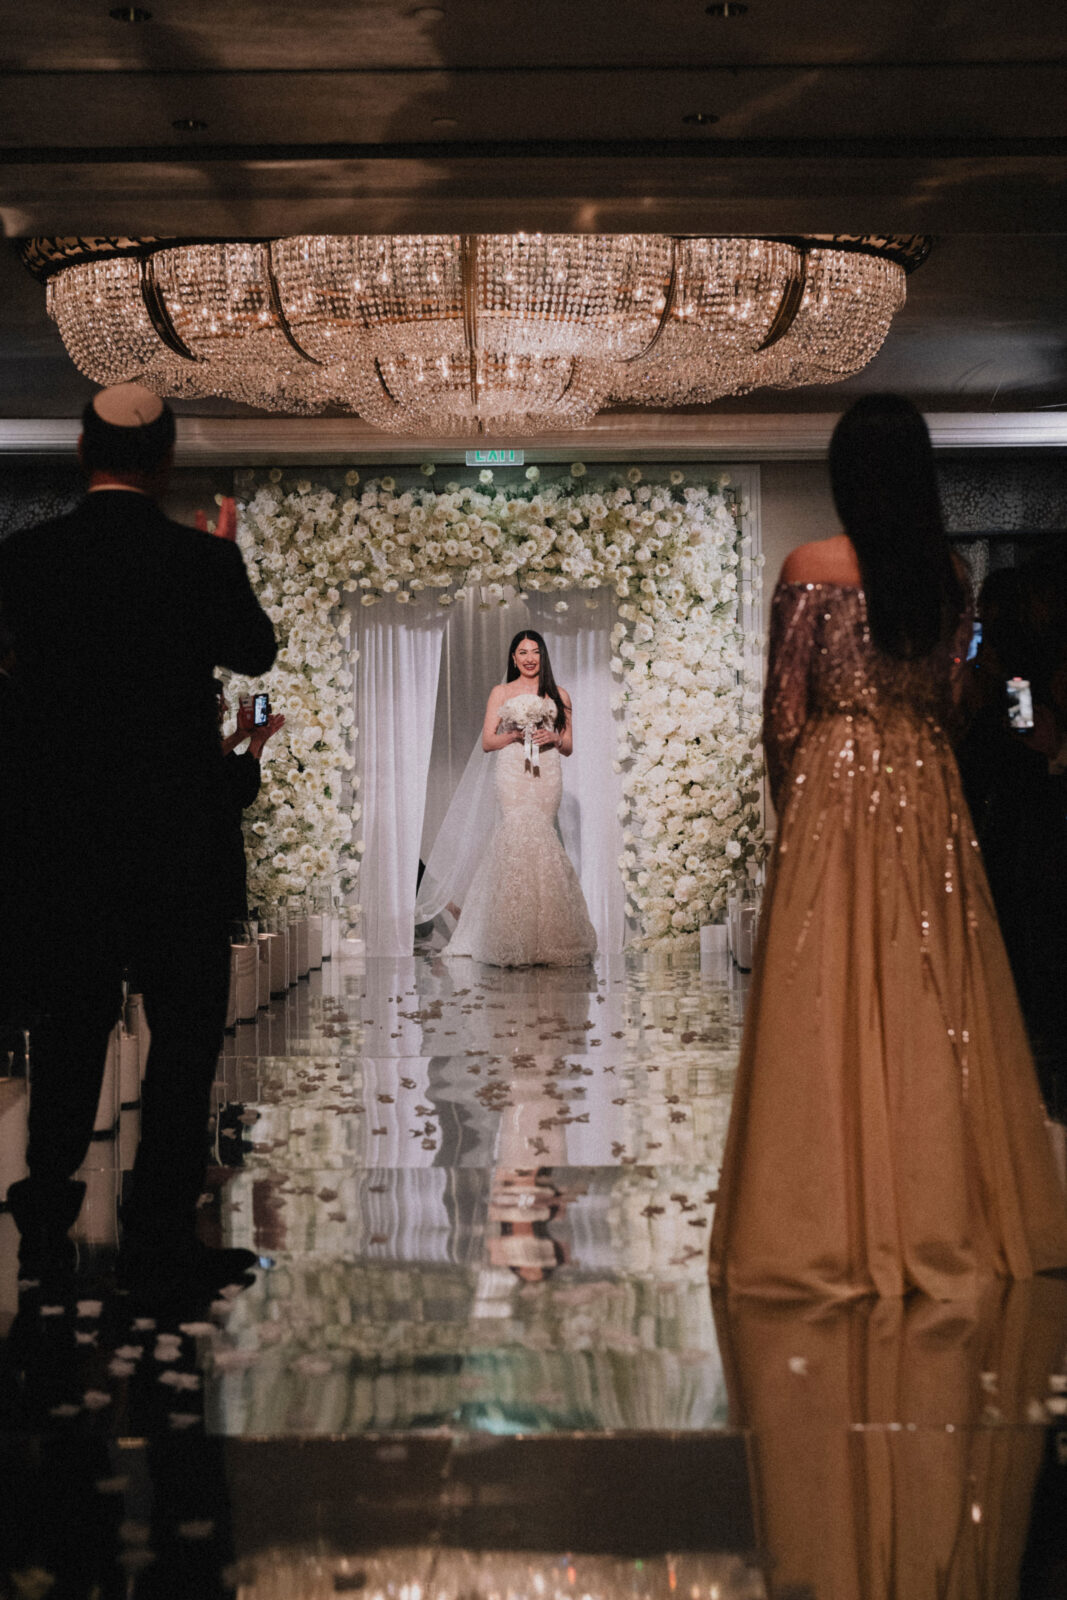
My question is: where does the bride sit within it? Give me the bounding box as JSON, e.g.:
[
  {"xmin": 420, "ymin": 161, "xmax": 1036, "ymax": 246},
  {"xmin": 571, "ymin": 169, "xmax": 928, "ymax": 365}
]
[{"xmin": 441, "ymin": 630, "xmax": 597, "ymax": 967}]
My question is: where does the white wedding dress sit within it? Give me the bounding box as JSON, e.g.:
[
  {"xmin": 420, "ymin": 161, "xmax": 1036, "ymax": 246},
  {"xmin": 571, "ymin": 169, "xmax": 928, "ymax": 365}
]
[{"xmin": 446, "ymin": 701, "xmax": 597, "ymax": 967}]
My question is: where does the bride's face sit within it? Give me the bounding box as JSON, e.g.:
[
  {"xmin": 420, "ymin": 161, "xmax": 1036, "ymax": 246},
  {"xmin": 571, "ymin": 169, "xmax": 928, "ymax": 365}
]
[{"xmin": 513, "ymin": 639, "xmax": 541, "ymax": 679}]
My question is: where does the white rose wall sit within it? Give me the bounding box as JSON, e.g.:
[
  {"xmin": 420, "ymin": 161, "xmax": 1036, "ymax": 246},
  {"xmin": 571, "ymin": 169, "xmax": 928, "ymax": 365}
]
[{"xmin": 225, "ymin": 463, "xmax": 766, "ymax": 947}]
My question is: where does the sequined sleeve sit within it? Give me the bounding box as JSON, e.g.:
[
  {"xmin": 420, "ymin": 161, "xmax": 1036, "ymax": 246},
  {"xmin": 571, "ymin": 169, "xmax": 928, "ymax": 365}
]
[{"xmin": 763, "ymin": 581, "xmax": 819, "ymax": 811}]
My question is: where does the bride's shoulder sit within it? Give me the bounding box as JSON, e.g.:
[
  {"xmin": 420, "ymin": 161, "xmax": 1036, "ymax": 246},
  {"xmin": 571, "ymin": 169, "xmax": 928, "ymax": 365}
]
[{"xmin": 558, "ymin": 686, "xmax": 571, "ymax": 705}]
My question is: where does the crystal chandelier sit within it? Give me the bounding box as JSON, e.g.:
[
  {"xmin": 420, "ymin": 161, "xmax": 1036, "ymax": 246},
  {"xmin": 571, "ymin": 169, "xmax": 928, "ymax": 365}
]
[{"xmin": 24, "ymin": 233, "xmax": 929, "ymax": 436}]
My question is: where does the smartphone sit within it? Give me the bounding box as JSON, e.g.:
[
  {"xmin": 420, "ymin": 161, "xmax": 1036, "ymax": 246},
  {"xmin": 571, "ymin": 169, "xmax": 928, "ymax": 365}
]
[
  {"xmin": 1006, "ymin": 676, "xmax": 1034, "ymax": 732},
  {"xmin": 966, "ymin": 618, "xmax": 982, "ymax": 662},
  {"xmin": 253, "ymin": 692, "xmax": 271, "ymax": 727}
]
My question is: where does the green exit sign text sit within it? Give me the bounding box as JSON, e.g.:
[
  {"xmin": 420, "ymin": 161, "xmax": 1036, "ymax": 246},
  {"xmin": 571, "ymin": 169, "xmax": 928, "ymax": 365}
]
[{"xmin": 465, "ymin": 449, "xmax": 525, "ymax": 466}]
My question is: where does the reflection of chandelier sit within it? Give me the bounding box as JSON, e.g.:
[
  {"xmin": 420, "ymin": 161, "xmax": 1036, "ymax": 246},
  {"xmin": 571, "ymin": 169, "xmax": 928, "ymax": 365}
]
[{"xmin": 25, "ymin": 233, "xmax": 928, "ymax": 437}]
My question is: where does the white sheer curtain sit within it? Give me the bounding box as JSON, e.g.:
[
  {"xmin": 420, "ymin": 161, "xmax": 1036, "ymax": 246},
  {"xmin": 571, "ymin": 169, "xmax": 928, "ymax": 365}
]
[
  {"xmin": 419, "ymin": 591, "xmax": 519, "ymax": 857},
  {"xmin": 353, "ymin": 597, "xmax": 448, "ymax": 956}
]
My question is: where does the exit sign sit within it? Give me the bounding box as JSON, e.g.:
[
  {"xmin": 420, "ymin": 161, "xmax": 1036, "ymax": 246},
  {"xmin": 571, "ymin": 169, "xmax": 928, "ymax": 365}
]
[{"xmin": 465, "ymin": 448, "xmax": 524, "ymax": 466}]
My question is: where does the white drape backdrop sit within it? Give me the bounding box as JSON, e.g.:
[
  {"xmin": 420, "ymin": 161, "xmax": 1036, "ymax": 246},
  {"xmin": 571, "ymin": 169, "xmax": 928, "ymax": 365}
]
[
  {"xmin": 354, "ymin": 598, "xmax": 449, "ymax": 956},
  {"xmin": 354, "ymin": 589, "xmax": 625, "ymax": 958},
  {"xmin": 419, "ymin": 593, "xmax": 519, "ymax": 858}
]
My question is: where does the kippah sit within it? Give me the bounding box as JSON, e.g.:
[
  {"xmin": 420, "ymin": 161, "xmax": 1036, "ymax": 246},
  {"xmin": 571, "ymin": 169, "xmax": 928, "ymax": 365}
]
[{"xmin": 81, "ymin": 383, "xmax": 176, "ymax": 470}]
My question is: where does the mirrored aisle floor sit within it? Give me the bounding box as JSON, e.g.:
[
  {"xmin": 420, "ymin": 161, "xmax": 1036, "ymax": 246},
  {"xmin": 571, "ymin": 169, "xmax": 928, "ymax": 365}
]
[{"xmin": 2, "ymin": 946, "xmax": 1067, "ymax": 1599}]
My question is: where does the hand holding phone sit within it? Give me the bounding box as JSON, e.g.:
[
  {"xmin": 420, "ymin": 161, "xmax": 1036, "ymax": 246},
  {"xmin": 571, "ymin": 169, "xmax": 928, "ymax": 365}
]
[
  {"xmin": 1006, "ymin": 677, "xmax": 1034, "ymax": 732},
  {"xmin": 194, "ymin": 497, "xmax": 237, "ymax": 539}
]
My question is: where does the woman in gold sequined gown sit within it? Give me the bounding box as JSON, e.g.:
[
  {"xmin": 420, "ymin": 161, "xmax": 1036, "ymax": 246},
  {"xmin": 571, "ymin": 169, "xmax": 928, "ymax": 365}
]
[{"xmin": 709, "ymin": 396, "xmax": 1067, "ymax": 1300}]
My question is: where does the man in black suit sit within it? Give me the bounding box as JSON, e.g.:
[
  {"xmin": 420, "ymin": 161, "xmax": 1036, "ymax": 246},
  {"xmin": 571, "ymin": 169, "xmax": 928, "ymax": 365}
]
[{"xmin": 0, "ymin": 384, "xmax": 277, "ymax": 1292}]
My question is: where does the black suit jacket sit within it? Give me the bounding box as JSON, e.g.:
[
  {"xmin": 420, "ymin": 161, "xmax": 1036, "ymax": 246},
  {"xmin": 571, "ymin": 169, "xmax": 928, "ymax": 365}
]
[{"xmin": 0, "ymin": 490, "xmax": 276, "ymax": 927}]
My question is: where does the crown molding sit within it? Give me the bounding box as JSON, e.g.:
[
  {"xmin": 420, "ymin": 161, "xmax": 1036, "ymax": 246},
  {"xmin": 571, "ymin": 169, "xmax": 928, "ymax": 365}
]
[{"xmin": 1, "ymin": 410, "xmax": 1065, "ymax": 462}]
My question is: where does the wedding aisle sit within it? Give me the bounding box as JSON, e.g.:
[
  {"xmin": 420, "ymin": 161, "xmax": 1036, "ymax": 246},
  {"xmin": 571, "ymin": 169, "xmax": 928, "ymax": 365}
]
[
  {"xmin": 3, "ymin": 949, "xmax": 1067, "ymax": 1597},
  {"xmin": 207, "ymin": 946, "xmax": 746, "ymax": 1435}
]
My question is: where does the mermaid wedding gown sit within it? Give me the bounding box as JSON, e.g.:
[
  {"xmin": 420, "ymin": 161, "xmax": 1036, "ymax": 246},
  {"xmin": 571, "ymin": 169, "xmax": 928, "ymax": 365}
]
[{"xmin": 446, "ymin": 701, "xmax": 597, "ymax": 967}]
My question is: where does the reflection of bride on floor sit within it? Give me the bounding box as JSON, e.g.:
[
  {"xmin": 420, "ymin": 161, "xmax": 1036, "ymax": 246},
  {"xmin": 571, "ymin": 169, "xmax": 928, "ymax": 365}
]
[{"xmin": 417, "ymin": 630, "xmax": 597, "ymax": 967}]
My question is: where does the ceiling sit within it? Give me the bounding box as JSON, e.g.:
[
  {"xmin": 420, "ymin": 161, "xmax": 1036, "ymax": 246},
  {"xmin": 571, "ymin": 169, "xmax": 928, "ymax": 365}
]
[{"xmin": 1, "ymin": 0, "xmax": 1065, "ymax": 427}]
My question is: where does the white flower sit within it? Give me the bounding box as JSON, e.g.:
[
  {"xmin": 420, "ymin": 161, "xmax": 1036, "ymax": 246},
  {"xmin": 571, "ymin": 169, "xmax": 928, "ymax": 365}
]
[
  {"xmin": 525, "ymin": 466, "xmax": 541, "ymax": 481},
  {"xmin": 554, "ymin": 600, "xmax": 568, "ymax": 613},
  {"xmin": 420, "ymin": 462, "xmax": 436, "ymax": 475},
  {"xmin": 380, "ymin": 476, "xmax": 396, "ymax": 492},
  {"xmin": 479, "ymin": 469, "xmax": 494, "ymax": 485},
  {"xmin": 626, "ymin": 467, "xmax": 642, "ymax": 484},
  {"xmin": 570, "ymin": 462, "xmax": 587, "ymax": 478},
  {"xmin": 344, "ymin": 469, "xmax": 360, "ymax": 486}
]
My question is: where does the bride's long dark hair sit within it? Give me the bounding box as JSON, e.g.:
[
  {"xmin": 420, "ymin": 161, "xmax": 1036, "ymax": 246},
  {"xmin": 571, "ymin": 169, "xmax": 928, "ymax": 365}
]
[
  {"xmin": 506, "ymin": 629, "xmax": 568, "ymax": 732},
  {"xmin": 828, "ymin": 394, "xmax": 965, "ymax": 659}
]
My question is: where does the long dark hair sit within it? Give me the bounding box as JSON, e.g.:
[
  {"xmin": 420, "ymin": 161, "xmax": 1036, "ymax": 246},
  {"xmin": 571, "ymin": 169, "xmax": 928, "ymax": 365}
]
[
  {"xmin": 505, "ymin": 629, "xmax": 568, "ymax": 732},
  {"xmin": 828, "ymin": 394, "xmax": 965, "ymax": 659}
]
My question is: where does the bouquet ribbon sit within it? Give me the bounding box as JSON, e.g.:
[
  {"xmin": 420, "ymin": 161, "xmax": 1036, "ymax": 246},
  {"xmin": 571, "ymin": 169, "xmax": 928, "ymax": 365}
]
[{"xmin": 524, "ymin": 729, "xmax": 540, "ymax": 776}]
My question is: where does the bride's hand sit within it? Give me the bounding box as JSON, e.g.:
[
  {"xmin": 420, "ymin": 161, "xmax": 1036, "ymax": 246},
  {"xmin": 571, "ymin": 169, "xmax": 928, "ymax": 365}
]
[{"xmin": 532, "ymin": 729, "xmax": 556, "ymax": 747}]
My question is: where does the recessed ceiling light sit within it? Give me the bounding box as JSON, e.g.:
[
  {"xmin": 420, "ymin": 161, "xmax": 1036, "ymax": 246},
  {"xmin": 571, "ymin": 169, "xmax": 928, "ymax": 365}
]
[
  {"xmin": 431, "ymin": 116, "xmax": 458, "ymax": 128},
  {"xmin": 109, "ymin": 5, "xmax": 152, "ymax": 19},
  {"xmin": 683, "ymin": 112, "xmax": 720, "ymax": 125},
  {"xmin": 172, "ymin": 118, "xmax": 208, "ymax": 131},
  {"xmin": 412, "ymin": 5, "xmax": 446, "ymax": 17},
  {"xmin": 706, "ymin": 2, "xmax": 748, "ymax": 14}
]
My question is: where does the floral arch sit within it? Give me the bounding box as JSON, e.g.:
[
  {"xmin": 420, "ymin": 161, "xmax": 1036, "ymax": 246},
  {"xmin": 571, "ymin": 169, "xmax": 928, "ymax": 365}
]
[{"xmin": 226, "ymin": 463, "xmax": 766, "ymax": 945}]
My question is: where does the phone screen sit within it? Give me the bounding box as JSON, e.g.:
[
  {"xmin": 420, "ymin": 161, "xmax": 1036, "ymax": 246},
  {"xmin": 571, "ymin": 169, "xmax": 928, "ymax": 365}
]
[
  {"xmin": 1006, "ymin": 677, "xmax": 1034, "ymax": 732},
  {"xmin": 253, "ymin": 693, "xmax": 270, "ymax": 727},
  {"xmin": 966, "ymin": 619, "xmax": 982, "ymax": 662}
]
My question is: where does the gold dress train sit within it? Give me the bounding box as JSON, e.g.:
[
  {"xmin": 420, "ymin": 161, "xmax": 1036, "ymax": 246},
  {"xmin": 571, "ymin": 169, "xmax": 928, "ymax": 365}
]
[
  {"xmin": 708, "ymin": 581, "xmax": 1067, "ymax": 1300},
  {"xmin": 712, "ymin": 1278, "xmax": 1067, "ymax": 1599}
]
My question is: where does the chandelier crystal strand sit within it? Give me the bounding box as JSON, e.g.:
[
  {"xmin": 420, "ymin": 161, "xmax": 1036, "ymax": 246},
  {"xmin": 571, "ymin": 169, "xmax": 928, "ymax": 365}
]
[
  {"xmin": 46, "ymin": 256, "xmax": 172, "ymax": 387},
  {"xmin": 477, "ymin": 232, "xmax": 672, "ymax": 361},
  {"xmin": 272, "ymin": 234, "xmax": 463, "ymax": 363},
  {"xmin": 616, "ymin": 239, "xmax": 803, "ymax": 405},
  {"xmin": 756, "ymin": 247, "xmax": 907, "ymax": 389},
  {"xmin": 272, "ymin": 234, "xmax": 466, "ymax": 427},
  {"xmin": 149, "ymin": 243, "xmax": 333, "ymax": 414}
]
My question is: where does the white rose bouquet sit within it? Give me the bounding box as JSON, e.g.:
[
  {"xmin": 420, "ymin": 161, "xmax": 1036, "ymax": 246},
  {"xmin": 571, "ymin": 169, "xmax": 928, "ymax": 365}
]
[{"xmin": 498, "ymin": 692, "xmax": 554, "ymax": 775}]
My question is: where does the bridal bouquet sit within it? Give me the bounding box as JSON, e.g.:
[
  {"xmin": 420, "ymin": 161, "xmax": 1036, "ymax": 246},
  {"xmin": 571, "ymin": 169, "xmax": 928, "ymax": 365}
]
[{"xmin": 498, "ymin": 693, "xmax": 553, "ymax": 775}]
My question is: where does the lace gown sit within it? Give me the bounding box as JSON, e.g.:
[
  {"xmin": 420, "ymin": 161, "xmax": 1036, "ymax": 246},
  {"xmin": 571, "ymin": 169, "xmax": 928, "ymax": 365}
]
[
  {"xmin": 709, "ymin": 581, "xmax": 1067, "ymax": 1301},
  {"xmin": 446, "ymin": 699, "xmax": 597, "ymax": 967}
]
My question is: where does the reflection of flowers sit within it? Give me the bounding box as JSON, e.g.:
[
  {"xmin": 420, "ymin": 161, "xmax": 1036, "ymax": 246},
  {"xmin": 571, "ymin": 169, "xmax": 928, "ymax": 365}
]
[
  {"xmin": 244, "ymin": 1548, "xmax": 758, "ymax": 1600},
  {"xmin": 237, "ymin": 1548, "xmax": 763, "ymax": 1600},
  {"xmin": 233, "ymin": 469, "xmax": 763, "ymax": 930},
  {"xmin": 209, "ymin": 1253, "xmax": 728, "ymax": 1432}
]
